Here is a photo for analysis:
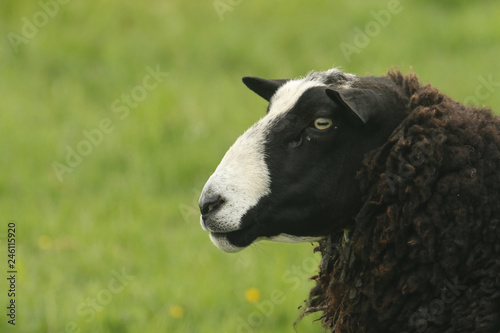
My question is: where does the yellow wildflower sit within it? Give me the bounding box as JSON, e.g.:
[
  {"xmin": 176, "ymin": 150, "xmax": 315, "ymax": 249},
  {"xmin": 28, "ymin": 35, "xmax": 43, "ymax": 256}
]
[
  {"xmin": 245, "ymin": 288, "xmax": 261, "ymax": 303},
  {"xmin": 170, "ymin": 305, "xmax": 184, "ymax": 318}
]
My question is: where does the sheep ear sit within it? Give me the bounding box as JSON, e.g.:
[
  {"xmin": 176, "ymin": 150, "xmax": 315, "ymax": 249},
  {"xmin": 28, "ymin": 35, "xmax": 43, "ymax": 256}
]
[
  {"xmin": 325, "ymin": 88, "xmax": 381, "ymax": 125},
  {"xmin": 242, "ymin": 77, "xmax": 288, "ymax": 102}
]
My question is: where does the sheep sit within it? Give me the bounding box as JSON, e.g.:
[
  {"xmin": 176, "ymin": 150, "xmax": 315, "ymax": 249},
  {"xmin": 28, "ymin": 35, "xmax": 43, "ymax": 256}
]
[{"xmin": 198, "ymin": 68, "xmax": 500, "ymax": 332}]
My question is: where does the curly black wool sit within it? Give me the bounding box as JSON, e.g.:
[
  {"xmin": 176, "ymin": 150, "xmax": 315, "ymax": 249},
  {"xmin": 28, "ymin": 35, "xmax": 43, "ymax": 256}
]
[{"xmin": 306, "ymin": 71, "xmax": 500, "ymax": 333}]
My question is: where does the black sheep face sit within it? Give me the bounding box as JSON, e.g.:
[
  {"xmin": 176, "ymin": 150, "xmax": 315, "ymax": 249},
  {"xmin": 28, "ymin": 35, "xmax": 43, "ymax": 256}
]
[{"xmin": 199, "ymin": 69, "xmax": 407, "ymax": 252}]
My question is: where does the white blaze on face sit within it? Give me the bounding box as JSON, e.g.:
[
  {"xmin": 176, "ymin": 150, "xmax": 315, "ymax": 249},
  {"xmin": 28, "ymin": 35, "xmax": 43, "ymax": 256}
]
[
  {"xmin": 200, "ymin": 122, "xmax": 271, "ymax": 233},
  {"xmin": 199, "ymin": 78, "xmax": 328, "ymax": 251}
]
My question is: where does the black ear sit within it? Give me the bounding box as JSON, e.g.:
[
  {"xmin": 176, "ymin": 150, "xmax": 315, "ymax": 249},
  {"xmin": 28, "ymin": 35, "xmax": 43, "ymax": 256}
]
[
  {"xmin": 325, "ymin": 88, "xmax": 384, "ymax": 125},
  {"xmin": 242, "ymin": 77, "xmax": 288, "ymax": 101}
]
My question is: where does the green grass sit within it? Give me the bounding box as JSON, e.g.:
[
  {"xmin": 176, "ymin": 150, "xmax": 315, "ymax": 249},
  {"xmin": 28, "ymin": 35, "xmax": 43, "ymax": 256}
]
[{"xmin": 0, "ymin": 0, "xmax": 499, "ymax": 332}]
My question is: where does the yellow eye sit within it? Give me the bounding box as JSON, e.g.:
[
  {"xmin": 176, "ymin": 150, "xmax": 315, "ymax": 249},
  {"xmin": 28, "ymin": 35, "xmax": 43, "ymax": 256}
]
[{"xmin": 313, "ymin": 118, "xmax": 333, "ymax": 130}]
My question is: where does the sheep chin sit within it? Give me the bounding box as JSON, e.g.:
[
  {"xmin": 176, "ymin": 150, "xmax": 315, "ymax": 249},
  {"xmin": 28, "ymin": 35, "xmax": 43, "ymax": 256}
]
[{"xmin": 209, "ymin": 232, "xmax": 245, "ymax": 253}]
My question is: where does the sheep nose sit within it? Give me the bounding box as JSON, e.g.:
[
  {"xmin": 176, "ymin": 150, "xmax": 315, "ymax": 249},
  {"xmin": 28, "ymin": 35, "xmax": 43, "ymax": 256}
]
[{"xmin": 199, "ymin": 193, "xmax": 225, "ymax": 216}]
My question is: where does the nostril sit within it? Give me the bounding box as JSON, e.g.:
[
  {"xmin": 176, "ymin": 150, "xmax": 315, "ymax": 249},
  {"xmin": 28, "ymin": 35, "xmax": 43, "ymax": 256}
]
[{"xmin": 200, "ymin": 194, "xmax": 225, "ymax": 216}]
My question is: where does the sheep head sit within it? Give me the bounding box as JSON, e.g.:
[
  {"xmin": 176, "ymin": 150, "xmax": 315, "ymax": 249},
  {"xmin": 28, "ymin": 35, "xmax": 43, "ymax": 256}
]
[{"xmin": 199, "ymin": 68, "xmax": 408, "ymax": 252}]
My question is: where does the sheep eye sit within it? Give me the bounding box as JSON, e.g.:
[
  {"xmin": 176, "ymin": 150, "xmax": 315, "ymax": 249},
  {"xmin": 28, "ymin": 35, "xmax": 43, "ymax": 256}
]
[{"xmin": 313, "ymin": 118, "xmax": 333, "ymax": 130}]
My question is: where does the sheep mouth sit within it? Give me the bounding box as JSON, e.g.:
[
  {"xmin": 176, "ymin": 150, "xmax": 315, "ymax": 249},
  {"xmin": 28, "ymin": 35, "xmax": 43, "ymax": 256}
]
[
  {"xmin": 200, "ymin": 215, "xmax": 245, "ymax": 234},
  {"xmin": 209, "ymin": 224, "xmax": 257, "ymax": 249}
]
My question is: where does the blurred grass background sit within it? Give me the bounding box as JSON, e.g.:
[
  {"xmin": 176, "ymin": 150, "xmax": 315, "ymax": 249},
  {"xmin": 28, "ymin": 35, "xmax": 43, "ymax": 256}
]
[{"xmin": 0, "ymin": 0, "xmax": 499, "ymax": 332}]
